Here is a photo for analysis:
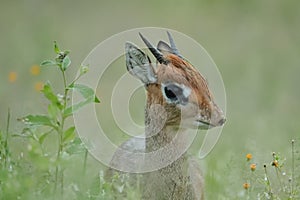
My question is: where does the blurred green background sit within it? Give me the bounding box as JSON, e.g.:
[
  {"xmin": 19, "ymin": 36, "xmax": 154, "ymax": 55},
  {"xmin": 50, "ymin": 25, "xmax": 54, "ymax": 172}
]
[{"xmin": 1, "ymin": 0, "xmax": 299, "ymax": 198}]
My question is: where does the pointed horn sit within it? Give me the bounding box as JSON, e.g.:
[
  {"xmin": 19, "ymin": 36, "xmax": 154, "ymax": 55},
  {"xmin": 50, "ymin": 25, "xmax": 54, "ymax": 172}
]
[
  {"xmin": 139, "ymin": 32, "xmax": 169, "ymax": 65},
  {"xmin": 167, "ymin": 31, "xmax": 182, "ymax": 58}
]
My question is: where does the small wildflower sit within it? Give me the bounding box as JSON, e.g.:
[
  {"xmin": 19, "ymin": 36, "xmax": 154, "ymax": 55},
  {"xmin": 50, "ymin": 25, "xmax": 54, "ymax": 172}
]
[
  {"xmin": 246, "ymin": 153, "xmax": 252, "ymax": 161},
  {"xmin": 272, "ymin": 160, "xmax": 279, "ymax": 168},
  {"xmin": 282, "ymin": 171, "xmax": 286, "ymax": 176},
  {"xmin": 8, "ymin": 71, "xmax": 17, "ymax": 83},
  {"xmin": 34, "ymin": 82, "xmax": 44, "ymax": 91},
  {"xmin": 250, "ymin": 163, "xmax": 256, "ymax": 171},
  {"xmin": 30, "ymin": 65, "xmax": 40, "ymax": 76},
  {"xmin": 243, "ymin": 183, "xmax": 250, "ymax": 190},
  {"xmin": 291, "ymin": 139, "xmax": 295, "ymax": 144}
]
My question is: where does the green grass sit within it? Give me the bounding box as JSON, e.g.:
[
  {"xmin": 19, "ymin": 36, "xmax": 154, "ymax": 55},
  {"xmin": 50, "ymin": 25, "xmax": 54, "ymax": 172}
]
[{"xmin": 1, "ymin": 115, "xmax": 299, "ymax": 199}]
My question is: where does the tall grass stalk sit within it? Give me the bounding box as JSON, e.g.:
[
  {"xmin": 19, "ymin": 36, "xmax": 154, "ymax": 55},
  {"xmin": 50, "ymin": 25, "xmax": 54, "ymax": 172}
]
[
  {"xmin": 4, "ymin": 108, "xmax": 10, "ymax": 168},
  {"xmin": 291, "ymin": 139, "xmax": 295, "ymax": 199}
]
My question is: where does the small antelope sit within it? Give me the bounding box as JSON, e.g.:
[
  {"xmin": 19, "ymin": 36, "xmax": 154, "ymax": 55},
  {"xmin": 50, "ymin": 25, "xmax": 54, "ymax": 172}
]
[{"xmin": 106, "ymin": 32, "xmax": 226, "ymax": 200}]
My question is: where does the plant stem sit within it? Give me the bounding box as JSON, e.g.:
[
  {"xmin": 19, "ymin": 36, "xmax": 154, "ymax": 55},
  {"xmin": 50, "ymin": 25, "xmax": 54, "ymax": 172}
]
[
  {"xmin": 54, "ymin": 166, "xmax": 58, "ymax": 193},
  {"xmin": 291, "ymin": 139, "xmax": 295, "ymax": 198},
  {"xmin": 61, "ymin": 169, "xmax": 64, "ymax": 196},
  {"xmin": 83, "ymin": 148, "xmax": 88, "ymax": 174},
  {"xmin": 275, "ymin": 168, "xmax": 284, "ymax": 192},
  {"xmin": 54, "ymin": 69, "xmax": 69, "ymax": 196},
  {"xmin": 264, "ymin": 165, "xmax": 273, "ymax": 198},
  {"xmin": 62, "ymin": 70, "xmax": 68, "ymax": 93},
  {"xmin": 69, "ymin": 73, "xmax": 83, "ymax": 87},
  {"xmin": 4, "ymin": 108, "xmax": 10, "ymax": 168},
  {"xmin": 54, "ymin": 113, "xmax": 64, "ymax": 195}
]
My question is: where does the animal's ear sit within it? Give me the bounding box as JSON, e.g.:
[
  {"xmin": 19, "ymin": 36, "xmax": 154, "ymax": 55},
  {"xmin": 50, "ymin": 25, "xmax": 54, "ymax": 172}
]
[
  {"xmin": 157, "ymin": 31, "xmax": 183, "ymax": 58},
  {"xmin": 125, "ymin": 42, "xmax": 157, "ymax": 84},
  {"xmin": 157, "ymin": 41, "xmax": 173, "ymax": 55}
]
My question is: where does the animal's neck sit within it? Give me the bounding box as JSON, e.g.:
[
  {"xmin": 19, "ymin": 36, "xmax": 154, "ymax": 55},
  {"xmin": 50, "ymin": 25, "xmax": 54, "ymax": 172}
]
[
  {"xmin": 144, "ymin": 103, "xmax": 189, "ymax": 160},
  {"xmin": 143, "ymin": 104, "xmax": 191, "ymax": 198},
  {"xmin": 145, "ymin": 102, "xmax": 174, "ymax": 150},
  {"xmin": 145, "ymin": 125, "xmax": 176, "ymax": 151}
]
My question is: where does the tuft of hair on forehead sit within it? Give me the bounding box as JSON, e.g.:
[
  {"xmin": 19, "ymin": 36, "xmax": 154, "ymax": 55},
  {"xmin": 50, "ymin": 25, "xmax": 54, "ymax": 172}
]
[{"xmin": 158, "ymin": 54, "xmax": 212, "ymax": 100}]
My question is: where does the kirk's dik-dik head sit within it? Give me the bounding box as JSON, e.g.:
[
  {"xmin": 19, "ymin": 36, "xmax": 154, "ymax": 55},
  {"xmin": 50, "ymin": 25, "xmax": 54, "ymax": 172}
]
[{"xmin": 125, "ymin": 32, "xmax": 225, "ymax": 130}]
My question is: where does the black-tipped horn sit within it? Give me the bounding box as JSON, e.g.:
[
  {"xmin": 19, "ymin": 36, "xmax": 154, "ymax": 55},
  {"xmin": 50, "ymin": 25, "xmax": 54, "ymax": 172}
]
[
  {"xmin": 167, "ymin": 31, "xmax": 182, "ymax": 58},
  {"xmin": 139, "ymin": 32, "xmax": 169, "ymax": 65}
]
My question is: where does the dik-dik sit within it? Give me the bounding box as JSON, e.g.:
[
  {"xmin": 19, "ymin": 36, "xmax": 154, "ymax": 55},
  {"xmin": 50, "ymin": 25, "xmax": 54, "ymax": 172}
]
[{"xmin": 106, "ymin": 32, "xmax": 226, "ymax": 200}]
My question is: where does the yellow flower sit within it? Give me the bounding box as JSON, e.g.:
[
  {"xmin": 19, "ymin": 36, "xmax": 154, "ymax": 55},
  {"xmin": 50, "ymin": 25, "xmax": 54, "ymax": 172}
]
[
  {"xmin": 30, "ymin": 65, "xmax": 40, "ymax": 76},
  {"xmin": 272, "ymin": 160, "xmax": 279, "ymax": 168},
  {"xmin": 243, "ymin": 183, "xmax": 250, "ymax": 190},
  {"xmin": 8, "ymin": 71, "xmax": 17, "ymax": 83},
  {"xmin": 250, "ymin": 163, "xmax": 256, "ymax": 171},
  {"xmin": 246, "ymin": 153, "xmax": 252, "ymax": 161},
  {"xmin": 34, "ymin": 82, "xmax": 44, "ymax": 91}
]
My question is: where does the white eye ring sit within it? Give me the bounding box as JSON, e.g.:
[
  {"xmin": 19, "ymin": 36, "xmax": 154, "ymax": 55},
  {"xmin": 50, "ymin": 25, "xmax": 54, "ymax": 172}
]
[{"xmin": 181, "ymin": 84, "xmax": 191, "ymax": 98}]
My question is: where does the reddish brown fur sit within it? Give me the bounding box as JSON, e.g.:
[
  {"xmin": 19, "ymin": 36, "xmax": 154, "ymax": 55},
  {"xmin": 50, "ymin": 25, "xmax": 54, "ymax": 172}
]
[{"xmin": 147, "ymin": 54, "xmax": 214, "ymax": 121}]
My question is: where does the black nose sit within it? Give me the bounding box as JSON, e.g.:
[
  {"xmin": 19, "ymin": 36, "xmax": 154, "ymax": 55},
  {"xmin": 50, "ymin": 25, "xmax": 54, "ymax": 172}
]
[{"xmin": 218, "ymin": 118, "xmax": 226, "ymax": 126}]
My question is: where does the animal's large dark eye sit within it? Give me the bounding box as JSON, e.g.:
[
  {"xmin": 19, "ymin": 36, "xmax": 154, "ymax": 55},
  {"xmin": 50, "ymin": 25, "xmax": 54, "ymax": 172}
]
[
  {"xmin": 162, "ymin": 83, "xmax": 190, "ymax": 105},
  {"xmin": 164, "ymin": 86, "xmax": 178, "ymax": 101}
]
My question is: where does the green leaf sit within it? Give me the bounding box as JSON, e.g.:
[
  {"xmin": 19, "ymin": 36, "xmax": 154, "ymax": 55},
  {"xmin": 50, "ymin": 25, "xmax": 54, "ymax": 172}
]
[
  {"xmin": 68, "ymin": 84, "xmax": 92, "ymax": 99},
  {"xmin": 63, "ymin": 99, "xmax": 91, "ymax": 117},
  {"xmin": 48, "ymin": 104, "xmax": 59, "ymax": 120},
  {"xmin": 65, "ymin": 138, "xmax": 86, "ymax": 154},
  {"xmin": 63, "ymin": 84, "xmax": 100, "ymax": 117},
  {"xmin": 94, "ymin": 96, "xmax": 100, "ymax": 103},
  {"xmin": 12, "ymin": 127, "xmax": 33, "ymax": 138},
  {"xmin": 40, "ymin": 60, "xmax": 57, "ymax": 67},
  {"xmin": 21, "ymin": 115, "xmax": 55, "ymax": 127},
  {"xmin": 39, "ymin": 129, "xmax": 54, "ymax": 144},
  {"xmin": 61, "ymin": 55, "xmax": 71, "ymax": 71},
  {"xmin": 63, "ymin": 126, "xmax": 75, "ymax": 143},
  {"xmin": 54, "ymin": 41, "xmax": 60, "ymax": 54},
  {"xmin": 63, "ymin": 50, "xmax": 70, "ymax": 56},
  {"xmin": 68, "ymin": 84, "xmax": 100, "ymax": 103},
  {"xmin": 41, "ymin": 82, "xmax": 63, "ymax": 110}
]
